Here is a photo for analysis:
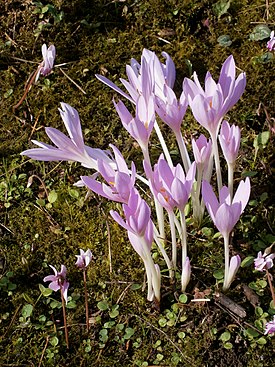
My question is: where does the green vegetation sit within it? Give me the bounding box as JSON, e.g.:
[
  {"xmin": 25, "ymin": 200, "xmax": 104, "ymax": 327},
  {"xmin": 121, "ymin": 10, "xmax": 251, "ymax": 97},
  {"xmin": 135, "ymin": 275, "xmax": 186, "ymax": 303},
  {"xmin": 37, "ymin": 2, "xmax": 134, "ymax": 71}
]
[{"xmin": 0, "ymin": 0, "xmax": 274, "ymax": 365}]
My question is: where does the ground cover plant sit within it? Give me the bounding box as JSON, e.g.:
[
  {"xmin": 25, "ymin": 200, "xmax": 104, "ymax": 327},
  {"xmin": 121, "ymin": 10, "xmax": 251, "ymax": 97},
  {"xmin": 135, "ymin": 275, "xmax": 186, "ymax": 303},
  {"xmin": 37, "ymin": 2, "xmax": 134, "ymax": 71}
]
[{"xmin": 0, "ymin": 0, "xmax": 275, "ymax": 366}]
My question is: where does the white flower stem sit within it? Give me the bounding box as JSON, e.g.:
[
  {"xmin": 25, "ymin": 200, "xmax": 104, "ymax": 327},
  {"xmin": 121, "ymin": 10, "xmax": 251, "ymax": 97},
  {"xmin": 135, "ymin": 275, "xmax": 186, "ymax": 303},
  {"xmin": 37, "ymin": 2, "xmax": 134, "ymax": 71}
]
[
  {"xmin": 175, "ymin": 131, "xmax": 191, "ymax": 173},
  {"xmin": 179, "ymin": 209, "xmax": 187, "ymax": 262},
  {"xmin": 153, "ymin": 225, "xmax": 173, "ymax": 279},
  {"xmin": 192, "ymin": 166, "xmax": 203, "ymax": 224},
  {"xmin": 223, "ymin": 233, "xmax": 230, "ymax": 291},
  {"xmin": 228, "ymin": 162, "xmax": 234, "ymax": 200},
  {"xmin": 168, "ymin": 211, "xmax": 177, "ymax": 269},
  {"xmin": 141, "ymin": 237, "xmax": 161, "ymax": 302},
  {"xmin": 142, "ymin": 145, "xmax": 165, "ymax": 240},
  {"xmin": 210, "ymin": 132, "xmax": 222, "ymax": 193},
  {"xmin": 154, "ymin": 120, "xmax": 173, "ymax": 167}
]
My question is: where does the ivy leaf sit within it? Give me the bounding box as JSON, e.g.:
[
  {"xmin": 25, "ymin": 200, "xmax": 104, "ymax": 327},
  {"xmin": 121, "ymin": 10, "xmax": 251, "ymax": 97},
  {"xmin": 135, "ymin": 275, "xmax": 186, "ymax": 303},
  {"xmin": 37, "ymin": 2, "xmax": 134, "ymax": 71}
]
[
  {"xmin": 213, "ymin": 0, "xmax": 231, "ymax": 18},
  {"xmin": 249, "ymin": 25, "xmax": 271, "ymax": 41}
]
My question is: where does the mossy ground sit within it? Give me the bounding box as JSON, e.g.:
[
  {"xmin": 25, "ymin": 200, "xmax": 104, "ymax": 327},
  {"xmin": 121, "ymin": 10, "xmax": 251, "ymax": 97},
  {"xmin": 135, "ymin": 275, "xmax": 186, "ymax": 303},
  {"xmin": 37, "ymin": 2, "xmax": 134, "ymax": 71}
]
[{"xmin": 0, "ymin": 0, "xmax": 274, "ymax": 366}]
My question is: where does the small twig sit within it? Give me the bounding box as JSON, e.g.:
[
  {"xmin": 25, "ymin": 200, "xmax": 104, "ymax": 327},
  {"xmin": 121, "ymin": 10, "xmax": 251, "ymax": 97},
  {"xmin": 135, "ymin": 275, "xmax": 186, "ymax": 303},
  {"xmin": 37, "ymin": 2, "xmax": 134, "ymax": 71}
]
[
  {"xmin": 266, "ymin": 269, "xmax": 275, "ymax": 305},
  {"xmin": 83, "ymin": 269, "xmax": 90, "ymax": 332},
  {"xmin": 29, "ymin": 113, "xmax": 41, "ymax": 141},
  {"xmin": 38, "ymin": 336, "xmax": 49, "ymax": 367},
  {"xmin": 13, "ymin": 67, "xmax": 40, "ymax": 111},
  {"xmin": 27, "ymin": 174, "xmax": 49, "ymax": 199},
  {"xmin": 116, "ymin": 283, "xmax": 133, "ymax": 304},
  {"xmin": 61, "ymin": 289, "xmax": 69, "ymax": 349},
  {"xmin": 266, "ymin": 0, "xmax": 270, "ymax": 20},
  {"xmin": 0, "ymin": 222, "xmax": 14, "ymax": 234},
  {"xmin": 132, "ymin": 314, "xmax": 191, "ymax": 362},
  {"xmin": 3, "ymin": 304, "xmax": 22, "ymax": 338},
  {"xmin": 59, "ymin": 68, "xmax": 87, "ymax": 95}
]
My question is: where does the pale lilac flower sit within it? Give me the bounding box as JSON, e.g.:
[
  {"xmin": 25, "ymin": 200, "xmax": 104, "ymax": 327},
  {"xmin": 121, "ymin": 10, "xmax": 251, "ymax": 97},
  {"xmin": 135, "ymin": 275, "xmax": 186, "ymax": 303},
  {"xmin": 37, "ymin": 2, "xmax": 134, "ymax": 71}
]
[
  {"xmin": 44, "ymin": 265, "xmax": 69, "ymax": 304},
  {"xmin": 40, "ymin": 44, "xmax": 56, "ymax": 76},
  {"xmin": 254, "ymin": 251, "xmax": 275, "ymax": 272},
  {"xmin": 183, "ymin": 55, "xmax": 246, "ymax": 136},
  {"xmin": 110, "ymin": 189, "xmax": 153, "ymax": 256},
  {"xmin": 155, "ymin": 85, "xmax": 188, "ymax": 134},
  {"xmin": 110, "ymin": 189, "xmax": 160, "ymax": 301},
  {"xmin": 81, "ymin": 145, "xmax": 136, "ymax": 203},
  {"xmin": 114, "ymin": 95, "xmax": 155, "ymax": 152},
  {"xmin": 267, "ymin": 31, "xmax": 275, "ymax": 52},
  {"xmin": 202, "ymin": 178, "xmax": 250, "ymax": 237},
  {"xmin": 181, "ymin": 257, "xmax": 191, "ymax": 292},
  {"xmin": 149, "ymin": 155, "xmax": 196, "ymax": 212},
  {"xmin": 192, "ymin": 135, "xmax": 212, "ymax": 170},
  {"xmin": 219, "ymin": 120, "xmax": 241, "ymax": 164},
  {"xmin": 224, "ymin": 255, "xmax": 241, "ymax": 290},
  {"xmin": 96, "ymin": 49, "xmax": 175, "ymax": 104},
  {"xmin": 264, "ymin": 316, "xmax": 275, "ymax": 335},
  {"xmin": 75, "ymin": 249, "xmax": 93, "ymax": 269},
  {"xmin": 21, "ymin": 103, "xmax": 114, "ymax": 170}
]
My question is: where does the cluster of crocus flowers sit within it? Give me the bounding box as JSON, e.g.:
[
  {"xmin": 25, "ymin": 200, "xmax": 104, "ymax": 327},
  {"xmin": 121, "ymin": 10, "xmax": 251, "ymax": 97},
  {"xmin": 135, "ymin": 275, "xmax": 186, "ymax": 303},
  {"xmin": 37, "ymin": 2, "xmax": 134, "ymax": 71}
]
[{"xmin": 22, "ymin": 49, "xmax": 251, "ymax": 303}]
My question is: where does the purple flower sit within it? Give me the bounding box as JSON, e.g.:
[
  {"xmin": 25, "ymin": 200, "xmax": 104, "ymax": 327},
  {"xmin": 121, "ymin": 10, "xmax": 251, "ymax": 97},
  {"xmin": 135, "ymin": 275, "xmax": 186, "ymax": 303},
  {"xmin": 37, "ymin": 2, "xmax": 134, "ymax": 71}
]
[
  {"xmin": 149, "ymin": 155, "xmax": 196, "ymax": 212},
  {"xmin": 44, "ymin": 265, "xmax": 69, "ymax": 304},
  {"xmin": 254, "ymin": 251, "xmax": 275, "ymax": 272},
  {"xmin": 225, "ymin": 255, "xmax": 241, "ymax": 289},
  {"xmin": 114, "ymin": 95, "xmax": 155, "ymax": 152},
  {"xmin": 110, "ymin": 189, "xmax": 153, "ymax": 259},
  {"xmin": 202, "ymin": 178, "xmax": 250, "ymax": 237},
  {"xmin": 96, "ymin": 49, "xmax": 175, "ymax": 104},
  {"xmin": 192, "ymin": 134, "xmax": 212, "ymax": 170},
  {"xmin": 75, "ymin": 249, "xmax": 93, "ymax": 269},
  {"xmin": 181, "ymin": 257, "xmax": 191, "ymax": 292},
  {"xmin": 21, "ymin": 103, "xmax": 114, "ymax": 170},
  {"xmin": 36, "ymin": 44, "xmax": 56, "ymax": 81},
  {"xmin": 183, "ymin": 55, "xmax": 246, "ymax": 136},
  {"xmin": 81, "ymin": 145, "xmax": 136, "ymax": 203},
  {"xmin": 267, "ymin": 31, "xmax": 275, "ymax": 52},
  {"xmin": 264, "ymin": 316, "xmax": 275, "ymax": 335},
  {"xmin": 155, "ymin": 84, "xmax": 188, "ymax": 134},
  {"xmin": 219, "ymin": 120, "xmax": 241, "ymax": 164}
]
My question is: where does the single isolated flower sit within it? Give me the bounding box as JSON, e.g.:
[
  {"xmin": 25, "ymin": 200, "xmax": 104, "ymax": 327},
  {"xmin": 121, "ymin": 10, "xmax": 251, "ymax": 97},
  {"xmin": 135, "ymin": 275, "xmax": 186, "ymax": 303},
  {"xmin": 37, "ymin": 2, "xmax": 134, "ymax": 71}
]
[
  {"xmin": 192, "ymin": 134, "xmax": 212, "ymax": 170},
  {"xmin": 44, "ymin": 265, "xmax": 69, "ymax": 304},
  {"xmin": 75, "ymin": 249, "xmax": 93, "ymax": 269},
  {"xmin": 264, "ymin": 316, "xmax": 275, "ymax": 335},
  {"xmin": 267, "ymin": 30, "xmax": 275, "ymax": 52},
  {"xmin": 40, "ymin": 44, "xmax": 56, "ymax": 76},
  {"xmin": 254, "ymin": 251, "xmax": 275, "ymax": 272}
]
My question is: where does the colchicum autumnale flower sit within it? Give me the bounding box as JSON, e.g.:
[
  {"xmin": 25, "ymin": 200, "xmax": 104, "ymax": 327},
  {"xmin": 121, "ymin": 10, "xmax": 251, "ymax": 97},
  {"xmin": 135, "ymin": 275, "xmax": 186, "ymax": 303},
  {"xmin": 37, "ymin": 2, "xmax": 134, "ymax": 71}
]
[
  {"xmin": 21, "ymin": 103, "xmax": 114, "ymax": 170},
  {"xmin": 75, "ymin": 249, "xmax": 93, "ymax": 269},
  {"xmin": 43, "ymin": 265, "xmax": 69, "ymax": 304}
]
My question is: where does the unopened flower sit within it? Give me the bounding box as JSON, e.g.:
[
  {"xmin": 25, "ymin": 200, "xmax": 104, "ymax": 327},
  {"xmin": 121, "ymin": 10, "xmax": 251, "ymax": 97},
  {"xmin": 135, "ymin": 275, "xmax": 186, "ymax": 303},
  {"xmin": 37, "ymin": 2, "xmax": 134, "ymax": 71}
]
[
  {"xmin": 75, "ymin": 249, "xmax": 93, "ymax": 269},
  {"xmin": 40, "ymin": 44, "xmax": 56, "ymax": 76},
  {"xmin": 224, "ymin": 255, "xmax": 241, "ymax": 290},
  {"xmin": 219, "ymin": 120, "xmax": 241, "ymax": 165},
  {"xmin": 264, "ymin": 316, "xmax": 275, "ymax": 335},
  {"xmin": 267, "ymin": 31, "xmax": 275, "ymax": 52},
  {"xmin": 44, "ymin": 265, "xmax": 69, "ymax": 304},
  {"xmin": 254, "ymin": 251, "xmax": 275, "ymax": 272},
  {"xmin": 192, "ymin": 134, "xmax": 212, "ymax": 170}
]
